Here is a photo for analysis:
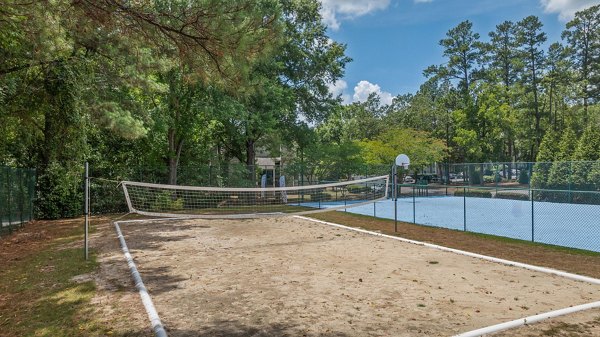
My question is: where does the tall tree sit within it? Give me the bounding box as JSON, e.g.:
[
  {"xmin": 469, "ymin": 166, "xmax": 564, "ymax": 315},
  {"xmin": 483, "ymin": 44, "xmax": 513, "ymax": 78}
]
[
  {"xmin": 483, "ymin": 21, "xmax": 521, "ymax": 165},
  {"xmin": 485, "ymin": 21, "xmax": 521, "ymax": 94},
  {"xmin": 217, "ymin": 0, "xmax": 350, "ymax": 170},
  {"xmin": 426, "ymin": 20, "xmax": 484, "ymax": 98},
  {"xmin": 516, "ymin": 15, "xmax": 547, "ymax": 159},
  {"xmin": 562, "ymin": 4, "xmax": 600, "ymax": 120},
  {"xmin": 542, "ymin": 42, "xmax": 571, "ymax": 131}
]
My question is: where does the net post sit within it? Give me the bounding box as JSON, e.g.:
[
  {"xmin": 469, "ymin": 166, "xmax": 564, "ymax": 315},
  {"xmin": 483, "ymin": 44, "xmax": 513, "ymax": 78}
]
[
  {"xmin": 84, "ymin": 162, "xmax": 89, "ymax": 260},
  {"xmin": 463, "ymin": 186, "xmax": 467, "ymax": 231},
  {"xmin": 412, "ymin": 183, "xmax": 416, "ymax": 224}
]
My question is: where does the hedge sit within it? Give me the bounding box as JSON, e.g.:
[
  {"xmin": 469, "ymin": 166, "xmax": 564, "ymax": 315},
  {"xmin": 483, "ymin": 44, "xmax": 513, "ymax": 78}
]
[
  {"xmin": 494, "ymin": 191, "xmax": 530, "ymax": 201},
  {"xmin": 454, "ymin": 189, "xmax": 493, "ymax": 198}
]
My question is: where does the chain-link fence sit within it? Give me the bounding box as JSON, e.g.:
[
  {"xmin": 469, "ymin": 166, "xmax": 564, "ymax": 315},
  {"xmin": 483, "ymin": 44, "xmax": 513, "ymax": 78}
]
[
  {"xmin": 0, "ymin": 166, "xmax": 36, "ymax": 235},
  {"xmin": 346, "ymin": 184, "xmax": 600, "ymax": 252},
  {"xmin": 442, "ymin": 161, "xmax": 600, "ymax": 192}
]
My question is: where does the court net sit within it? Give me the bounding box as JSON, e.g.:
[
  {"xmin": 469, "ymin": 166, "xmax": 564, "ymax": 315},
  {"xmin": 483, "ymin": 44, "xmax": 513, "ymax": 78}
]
[{"xmin": 121, "ymin": 175, "xmax": 389, "ymax": 219}]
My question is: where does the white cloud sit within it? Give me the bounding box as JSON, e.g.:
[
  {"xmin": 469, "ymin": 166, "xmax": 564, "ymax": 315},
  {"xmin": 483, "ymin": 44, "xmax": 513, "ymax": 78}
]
[
  {"xmin": 352, "ymin": 80, "xmax": 394, "ymax": 105},
  {"xmin": 327, "ymin": 79, "xmax": 352, "ymax": 104},
  {"xmin": 540, "ymin": 0, "xmax": 598, "ymax": 21},
  {"xmin": 320, "ymin": 0, "xmax": 391, "ymax": 30}
]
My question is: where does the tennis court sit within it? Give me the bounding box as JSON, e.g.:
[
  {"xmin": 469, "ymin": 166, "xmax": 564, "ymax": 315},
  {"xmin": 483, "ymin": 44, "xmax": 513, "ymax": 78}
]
[
  {"xmin": 116, "ymin": 216, "xmax": 600, "ymax": 336},
  {"xmin": 307, "ymin": 197, "xmax": 600, "ymax": 252}
]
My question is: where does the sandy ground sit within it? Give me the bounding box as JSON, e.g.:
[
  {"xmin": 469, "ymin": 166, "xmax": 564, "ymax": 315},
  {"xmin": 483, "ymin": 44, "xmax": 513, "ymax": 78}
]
[{"xmin": 112, "ymin": 216, "xmax": 600, "ymax": 337}]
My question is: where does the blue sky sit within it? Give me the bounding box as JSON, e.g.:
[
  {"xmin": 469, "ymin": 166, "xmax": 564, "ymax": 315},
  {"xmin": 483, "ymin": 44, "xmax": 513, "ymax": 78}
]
[{"xmin": 320, "ymin": 0, "xmax": 599, "ymax": 104}]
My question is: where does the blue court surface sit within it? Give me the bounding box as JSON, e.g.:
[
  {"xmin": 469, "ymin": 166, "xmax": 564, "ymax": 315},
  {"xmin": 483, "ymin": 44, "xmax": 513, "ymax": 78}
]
[{"xmin": 303, "ymin": 197, "xmax": 600, "ymax": 252}]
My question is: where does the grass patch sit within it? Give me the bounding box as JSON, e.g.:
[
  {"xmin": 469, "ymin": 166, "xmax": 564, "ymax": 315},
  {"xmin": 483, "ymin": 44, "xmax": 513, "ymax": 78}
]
[{"xmin": 0, "ymin": 222, "xmax": 113, "ymax": 337}]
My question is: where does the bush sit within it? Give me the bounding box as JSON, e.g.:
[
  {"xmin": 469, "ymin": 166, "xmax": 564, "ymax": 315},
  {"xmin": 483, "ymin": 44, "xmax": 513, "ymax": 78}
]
[
  {"xmin": 518, "ymin": 169, "xmax": 530, "ymax": 184},
  {"xmin": 150, "ymin": 191, "xmax": 184, "ymax": 211},
  {"xmin": 36, "ymin": 162, "xmax": 83, "ymax": 219},
  {"xmin": 469, "ymin": 170, "xmax": 482, "ymax": 185},
  {"xmin": 454, "ymin": 188, "xmax": 492, "ymax": 198},
  {"xmin": 494, "ymin": 191, "xmax": 530, "ymax": 201}
]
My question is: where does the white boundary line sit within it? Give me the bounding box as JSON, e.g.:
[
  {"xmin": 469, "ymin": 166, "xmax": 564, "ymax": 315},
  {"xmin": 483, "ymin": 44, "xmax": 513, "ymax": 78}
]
[
  {"xmin": 295, "ymin": 216, "xmax": 600, "ymax": 336},
  {"xmin": 114, "ymin": 220, "xmax": 168, "ymax": 337},
  {"xmin": 453, "ymin": 300, "xmax": 600, "ymax": 337}
]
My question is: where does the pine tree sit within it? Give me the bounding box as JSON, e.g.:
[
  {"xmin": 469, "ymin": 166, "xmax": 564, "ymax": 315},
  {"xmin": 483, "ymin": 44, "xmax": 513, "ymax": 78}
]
[
  {"xmin": 530, "ymin": 129, "xmax": 559, "ymax": 188},
  {"xmin": 546, "ymin": 128, "xmax": 578, "ymax": 190},
  {"xmin": 571, "ymin": 126, "xmax": 600, "ymax": 190}
]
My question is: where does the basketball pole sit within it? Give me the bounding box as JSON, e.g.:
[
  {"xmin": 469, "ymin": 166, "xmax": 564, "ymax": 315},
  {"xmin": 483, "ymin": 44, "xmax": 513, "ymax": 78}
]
[
  {"xmin": 393, "ymin": 164, "xmax": 398, "ymax": 232},
  {"xmin": 393, "ymin": 154, "xmax": 410, "ymax": 234}
]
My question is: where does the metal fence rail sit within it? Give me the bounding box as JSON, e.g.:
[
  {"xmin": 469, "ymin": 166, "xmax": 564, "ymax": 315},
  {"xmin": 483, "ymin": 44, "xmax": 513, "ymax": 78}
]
[{"xmin": 0, "ymin": 166, "xmax": 36, "ymax": 235}]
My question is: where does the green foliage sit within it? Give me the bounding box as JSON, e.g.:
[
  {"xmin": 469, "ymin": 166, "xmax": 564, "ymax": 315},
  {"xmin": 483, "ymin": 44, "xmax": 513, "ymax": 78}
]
[
  {"xmin": 495, "ymin": 191, "xmax": 530, "ymax": 201},
  {"xmin": 36, "ymin": 162, "xmax": 82, "ymax": 219},
  {"xmin": 356, "ymin": 128, "xmax": 446, "ymax": 174},
  {"xmin": 518, "ymin": 169, "xmax": 530, "ymax": 184},
  {"xmin": 150, "ymin": 192, "xmax": 184, "ymax": 212},
  {"xmin": 2, "ymin": 2, "xmax": 600, "ymax": 219},
  {"xmin": 571, "ymin": 126, "xmax": 600, "ymax": 189},
  {"xmin": 531, "ymin": 130, "xmax": 559, "ymax": 188},
  {"xmin": 546, "ymin": 128, "xmax": 578, "ymax": 189}
]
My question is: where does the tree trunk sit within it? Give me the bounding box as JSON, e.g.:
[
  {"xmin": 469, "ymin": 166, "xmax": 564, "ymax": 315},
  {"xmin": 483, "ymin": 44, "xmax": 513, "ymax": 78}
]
[
  {"xmin": 167, "ymin": 128, "xmax": 184, "ymax": 185},
  {"xmin": 245, "ymin": 139, "xmax": 256, "ymax": 184}
]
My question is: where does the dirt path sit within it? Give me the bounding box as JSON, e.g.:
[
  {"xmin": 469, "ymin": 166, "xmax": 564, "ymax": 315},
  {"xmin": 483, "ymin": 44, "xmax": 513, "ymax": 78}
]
[{"xmin": 112, "ymin": 217, "xmax": 600, "ymax": 337}]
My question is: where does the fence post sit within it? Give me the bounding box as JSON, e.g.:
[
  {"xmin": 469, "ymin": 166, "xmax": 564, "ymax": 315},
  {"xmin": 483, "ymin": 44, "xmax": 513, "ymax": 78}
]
[
  {"xmin": 84, "ymin": 162, "xmax": 89, "ymax": 260},
  {"xmin": 531, "ymin": 189, "xmax": 535, "ymax": 242},
  {"xmin": 29, "ymin": 169, "xmax": 35, "ymax": 222},
  {"xmin": 18, "ymin": 169, "xmax": 24, "ymax": 227},
  {"xmin": 0, "ymin": 167, "xmax": 4, "ymax": 232},
  {"xmin": 412, "ymin": 185, "xmax": 416, "ymax": 224},
  {"xmin": 373, "ymin": 200, "xmax": 376, "ymax": 218},
  {"xmin": 568, "ymin": 161, "xmax": 572, "ymax": 203},
  {"xmin": 7, "ymin": 168, "xmax": 12, "ymax": 233},
  {"xmin": 463, "ymin": 187, "xmax": 466, "ymax": 231}
]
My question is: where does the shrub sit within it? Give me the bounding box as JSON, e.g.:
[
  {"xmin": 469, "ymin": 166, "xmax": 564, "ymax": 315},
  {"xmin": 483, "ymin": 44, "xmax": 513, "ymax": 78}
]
[
  {"xmin": 518, "ymin": 169, "xmax": 530, "ymax": 184},
  {"xmin": 495, "ymin": 191, "xmax": 530, "ymax": 201},
  {"xmin": 469, "ymin": 170, "xmax": 482, "ymax": 185},
  {"xmin": 454, "ymin": 189, "xmax": 492, "ymax": 198},
  {"xmin": 150, "ymin": 191, "xmax": 184, "ymax": 211},
  {"xmin": 36, "ymin": 162, "xmax": 83, "ymax": 219}
]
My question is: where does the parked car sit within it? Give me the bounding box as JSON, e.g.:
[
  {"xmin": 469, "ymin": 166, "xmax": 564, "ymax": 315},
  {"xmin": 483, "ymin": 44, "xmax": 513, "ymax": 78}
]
[{"xmin": 404, "ymin": 175, "xmax": 415, "ymax": 183}]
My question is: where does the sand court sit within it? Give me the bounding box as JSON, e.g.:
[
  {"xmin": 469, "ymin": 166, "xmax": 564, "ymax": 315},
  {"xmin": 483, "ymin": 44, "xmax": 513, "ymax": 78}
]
[{"xmin": 118, "ymin": 216, "xmax": 600, "ymax": 337}]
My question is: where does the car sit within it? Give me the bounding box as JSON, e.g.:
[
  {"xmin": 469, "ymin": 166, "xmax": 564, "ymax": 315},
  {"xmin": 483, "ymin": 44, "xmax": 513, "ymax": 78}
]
[{"xmin": 404, "ymin": 175, "xmax": 415, "ymax": 183}]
